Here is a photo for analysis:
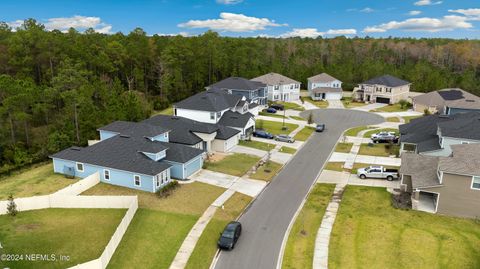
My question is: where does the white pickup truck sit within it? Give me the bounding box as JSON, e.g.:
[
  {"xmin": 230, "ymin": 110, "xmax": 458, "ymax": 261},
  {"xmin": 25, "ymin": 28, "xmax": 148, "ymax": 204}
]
[{"xmin": 357, "ymin": 166, "xmax": 399, "ymax": 181}]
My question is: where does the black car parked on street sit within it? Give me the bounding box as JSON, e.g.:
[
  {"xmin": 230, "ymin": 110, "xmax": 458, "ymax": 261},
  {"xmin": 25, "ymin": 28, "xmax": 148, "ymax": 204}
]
[{"xmin": 218, "ymin": 221, "xmax": 242, "ymax": 250}]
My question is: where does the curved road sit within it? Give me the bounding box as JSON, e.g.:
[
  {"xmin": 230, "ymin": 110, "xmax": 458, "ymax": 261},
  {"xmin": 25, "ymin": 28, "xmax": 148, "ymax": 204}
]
[{"xmin": 214, "ymin": 109, "xmax": 383, "ymax": 269}]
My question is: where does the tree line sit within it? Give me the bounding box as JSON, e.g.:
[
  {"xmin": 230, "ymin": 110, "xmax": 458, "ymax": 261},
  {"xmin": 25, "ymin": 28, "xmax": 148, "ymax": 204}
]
[{"xmin": 0, "ymin": 19, "xmax": 479, "ymax": 173}]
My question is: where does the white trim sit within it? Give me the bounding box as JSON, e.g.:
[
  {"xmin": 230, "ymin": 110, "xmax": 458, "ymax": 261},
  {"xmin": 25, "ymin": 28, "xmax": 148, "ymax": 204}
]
[
  {"xmin": 76, "ymin": 162, "xmax": 84, "ymax": 172},
  {"xmin": 103, "ymin": 169, "xmax": 110, "ymax": 181},
  {"xmin": 471, "ymin": 176, "xmax": 480, "ymax": 190},
  {"xmin": 133, "ymin": 175, "xmax": 141, "ymax": 187}
]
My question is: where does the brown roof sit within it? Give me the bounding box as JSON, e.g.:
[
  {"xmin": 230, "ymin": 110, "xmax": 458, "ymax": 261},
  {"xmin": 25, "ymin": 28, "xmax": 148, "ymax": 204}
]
[
  {"xmin": 413, "ymin": 88, "xmax": 480, "ymax": 110},
  {"xmin": 311, "ymin": 87, "xmax": 343, "ymax": 94},
  {"xmin": 439, "ymin": 144, "xmax": 480, "ymax": 176},
  {"xmin": 400, "ymin": 153, "xmax": 440, "ymax": 189},
  {"xmin": 251, "ymin": 72, "xmax": 300, "ymax": 85},
  {"xmin": 308, "ymin": 73, "xmax": 340, "ymax": 83}
]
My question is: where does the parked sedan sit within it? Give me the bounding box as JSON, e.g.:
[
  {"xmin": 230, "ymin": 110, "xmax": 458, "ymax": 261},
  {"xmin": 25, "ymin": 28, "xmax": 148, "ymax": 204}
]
[
  {"xmin": 253, "ymin": 130, "xmax": 274, "ymax": 139},
  {"xmin": 218, "ymin": 221, "xmax": 242, "ymax": 250},
  {"xmin": 371, "ymin": 131, "xmax": 398, "ymax": 143},
  {"xmin": 315, "ymin": 124, "xmax": 326, "ymax": 132},
  {"xmin": 275, "ymin": 134, "xmax": 295, "ymax": 143},
  {"xmin": 265, "ymin": 107, "xmax": 277, "ymax": 113},
  {"xmin": 269, "ymin": 104, "xmax": 284, "ymax": 111}
]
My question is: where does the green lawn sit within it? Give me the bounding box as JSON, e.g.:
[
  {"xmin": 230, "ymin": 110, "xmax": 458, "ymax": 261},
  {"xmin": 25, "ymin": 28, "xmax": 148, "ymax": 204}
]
[
  {"xmin": 350, "ymin": 163, "xmax": 400, "ymax": 174},
  {"xmin": 305, "ymin": 98, "xmax": 329, "ymax": 108},
  {"xmin": 259, "ymin": 111, "xmax": 287, "ymax": 119},
  {"xmin": 281, "ymin": 102, "xmax": 305, "ymax": 111},
  {"xmin": 239, "ymin": 140, "xmax": 275, "ymax": 152},
  {"xmin": 282, "ymin": 184, "xmax": 335, "ymax": 269},
  {"xmin": 293, "ymin": 126, "xmax": 315, "ymax": 141},
  {"xmin": 341, "ymin": 97, "xmax": 366, "ymax": 108},
  {"xmin": 324, "ymin": 162, "xmax": 345, "ymax": 172},
  {"xmin": 403, "ymin": 115, "xmax": 422, "ymax": 123},
  {"xmin": 289, "ymin": 115, "xmax": 306, "ymax": 121},
  {"xmin": 204, "ymin": 153, "xmax": 260, "ymax": 177},
  {"xmin": 335, "ymin": 142, "xmax": 353, "ymax": 153},
  {"xmin": 358, "ymin": 143, "xmax": 400, "ymax": 157},
  {"xmin": 250, "ymin": 161, "xmax": 283, "ymax": 181},
  {"xmin": 0, "ymin": 208, "xmax": 125, "ymax": 269},
  {"xmin": 386, "ymin": 117, "xmax": 400, "ymax": 122},
  {"xmin": 0, "ymin": 163, "xmax": 77, "ymax": 200},
  {"xmin": 329, "ymin": 186, "xmax": 480, "ymax": 269},
  {"xmin": 279, "ymin": 146, "xmax": 297, "ymax": 154},
  {"xmin": 256, "ymin": 120, "xmax": 299, "ymax": 135},
  {"xmin": 363, "ymin": 128, "xmax": 398, "ymax": 138},
  {"xmin": 372, "ymin": 103, "xmax": 410, "ymax": 112},
  {"xmin": 186, "ymin": 193, "xmax": 252, "ymax": 269},
  {"xmin": 344, "ymin": 126, "xmax": 375, "ymax": 137},
  {"xmin": 154, "ymin": 106, "xmax": 174, "ymax": 116}
]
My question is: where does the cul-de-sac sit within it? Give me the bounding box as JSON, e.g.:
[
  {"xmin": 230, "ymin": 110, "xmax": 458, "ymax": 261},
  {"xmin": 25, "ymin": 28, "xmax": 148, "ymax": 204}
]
[{"xmin": 0, "ymin": 1, "xmax": 479, "ymax": 269}]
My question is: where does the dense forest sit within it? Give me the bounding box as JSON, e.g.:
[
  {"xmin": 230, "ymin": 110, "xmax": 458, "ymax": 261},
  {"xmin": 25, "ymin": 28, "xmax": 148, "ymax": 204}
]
[{"xmin": 0, "ymin": 19, "xmax": 480, "ymax": 173}]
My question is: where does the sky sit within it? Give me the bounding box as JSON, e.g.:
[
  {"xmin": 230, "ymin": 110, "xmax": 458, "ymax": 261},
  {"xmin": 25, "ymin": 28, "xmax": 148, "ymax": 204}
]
[{"xmin": 1, "ymin": 0, "xmax": 479, "ymax": 39}]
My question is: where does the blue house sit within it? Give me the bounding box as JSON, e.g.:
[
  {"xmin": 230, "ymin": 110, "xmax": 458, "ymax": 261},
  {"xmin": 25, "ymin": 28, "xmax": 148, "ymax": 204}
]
[
  {"xmin": 206, "ymin": 77, "xmax": 268, "ymax": 106},
  {"xmin": 50, "ymin": 121, "xmax": 205, "ymax": 193}
]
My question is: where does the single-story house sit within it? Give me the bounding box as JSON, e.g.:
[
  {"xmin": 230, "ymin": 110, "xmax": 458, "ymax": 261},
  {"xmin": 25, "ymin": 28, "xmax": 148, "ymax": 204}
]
[
  {"xmin": 251, "ymin": 72, "xmax": 301, "ymax": 102},
  {"xmin": 307, "ymin": 73, "xmax": 343, "ymax": 100},
  {"xmin": 353, "ymin": 75, "xmax": 410, "ymax": 104},
  {"xmin": 400, "ymin": 144, "xmax": 480, "ymax": 218},
  {"xmin": 412, "ymin": 88, "xmax": 480, "ymax": 115},
  {"xmin": 50, "ymin": 121, "xmax": 205, "ymax": 192}
]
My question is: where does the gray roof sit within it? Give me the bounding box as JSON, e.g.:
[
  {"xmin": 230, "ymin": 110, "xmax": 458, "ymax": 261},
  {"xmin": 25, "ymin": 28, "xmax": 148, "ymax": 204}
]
[
  {"xmin": 51, "ymin": 136, "xmax": 173, "ymax": 176},
  {"xmin": 98, "ymin": 121, "xmax": 170, "ymax": 138},
  {"xmin": 308, "ymin": 73, "xmax": 339, "ymax": 83},
  {"xmin": 399, "ymin": 115, "xmax": 447, "ymax": 153},
  {"xmin": 251, "ymin": 73, "xmax": 300, "ymax": 85},
  {"xmin": 218, "ymin": 111, "xmax": 254, "ymax": 128},
  {"xmin": 208, "ymin": 77, "xmax": 266, "ymax": 91},
  {"xmin": 437, "ymin": 112, "xmax": 480, "ymax": 140},
  {"xmin": 439, "ymin": 144, "xmax": 480, "ymax": 176},
  {"xmin": 311, "ymin": 87, "xmax": 343, "ymax": 94},
  {"xmin": 174, "ymin": 90, "xmax": 241, "ymax": 112},
  {"xmin": 413, "ymin": 88, "xmax": 480, "ymax": 110},
  {"xmin": 361, "ymin": 75, "xmax": 410, "ymax": 87},
  {"xmin": 142, "ymin": 115, "xmax": 240, "ymax": 144},
  {"xmin": 400, "ymin": 153, "xmax": 440, "ymax": 189}
]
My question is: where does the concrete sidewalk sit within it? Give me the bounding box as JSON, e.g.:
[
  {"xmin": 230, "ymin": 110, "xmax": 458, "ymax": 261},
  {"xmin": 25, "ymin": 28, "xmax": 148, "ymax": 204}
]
[
  {"xmin": 352, "ymin": 103, "xmax": 387, "ymax": 111},
  {"xmin": 329, "ymin": 152, "xmax": 401, "ymax": 166},
  {"xmin": 191, "ymin": 170, "xmax": 267, "ymax": 197}
]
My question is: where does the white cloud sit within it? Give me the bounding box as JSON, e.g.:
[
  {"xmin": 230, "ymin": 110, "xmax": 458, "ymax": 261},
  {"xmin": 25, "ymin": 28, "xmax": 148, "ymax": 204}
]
[
  {"xmin": 408, "ymin": 10, "xmax": 422, "ymax": 16},
  {"xmin": 449, "ymin": 8, "xmax": 480, "ymax": 21},
  {"xmin": 157, "ymin": 32, "xmax": 190, "ymax": 37},
  {"xmin": 414, "ymin": 0, "xmax": 442, "ymax": 6},
  {"xmin": 178, "ymin": 13, "xmax": 286, "ymax": 32},
  {"xmin": 279, "ymin": 28, "xmax": 356, "ymax": 38},
  {"xmin": 216, "ymin": 0, "xmax": 243, "ymax": 4},
  {"xmin": 360, "ymin": 7, "xmax": 375, "ymax": 13},
  {"xmin": 363, "ymin": 15, "xmax": 472, "ymax": 33},
  {"xmin": 6, "ymin": 20, "xmax": 23, "ymax": 30},
  {"xmin": 7, "ymin": 15, "xmax": 113, "ymax": 33}
]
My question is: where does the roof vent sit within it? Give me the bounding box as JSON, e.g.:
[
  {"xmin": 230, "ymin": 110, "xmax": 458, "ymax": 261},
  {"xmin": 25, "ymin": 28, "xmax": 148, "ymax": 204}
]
[
  {"xmin": 466, "ymin": 99, "xmax": 475, "ymax": 102},
  {"xmin": 120, "ymin": 135, "xmax": 130, "ymax": 138},
  {"xmin": 70, "ymin": 147, "xmax": 82, "ymax": 151}
]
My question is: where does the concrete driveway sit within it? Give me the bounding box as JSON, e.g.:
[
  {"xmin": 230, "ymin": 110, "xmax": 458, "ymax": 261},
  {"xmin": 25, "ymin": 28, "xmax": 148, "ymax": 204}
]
[
  {"xmin": 191, "ymin": 170, "xmax": 267, "ymax": 197},
  {"xmin": 251, "ymin": 136, "xmax": 304, "ymax": 149},
  {"xmin": 214, "ymin": 109, "xmax": 384, "ymax": 269}
]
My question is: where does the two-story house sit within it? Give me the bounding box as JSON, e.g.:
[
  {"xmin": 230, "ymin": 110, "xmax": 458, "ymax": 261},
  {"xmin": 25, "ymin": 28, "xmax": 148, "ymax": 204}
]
[
  {"xmin": 400, "ymin": 144, "xmax": 480, "ymax": 218},
  {"xmin": 206, "ymin": 77, "xmax": 268, "ymax": 106},
  {"xmin": 353, "ymin": 75, "xmax": 410, "ymax": 104},
  {"xmin": 307, "ymin": 73, "xmax": 343, "ymax": 100},
  {"xmin": 251, "ymin": 72, "xmax": 301, "ymax": 102},
  {"xmin": 173, "ymin": 90, "xmax": 256, "ymax": 139},
  {"xmin": 50, "ymin": 121, "xmax": 206, "ymax": 193},
  {"xmin": 399, "ymin": 112, "xmax": 480, "ymax": 156},
  {"xmin": 412, "ymin": 88, "xmax": 480, "ymax": 115}
]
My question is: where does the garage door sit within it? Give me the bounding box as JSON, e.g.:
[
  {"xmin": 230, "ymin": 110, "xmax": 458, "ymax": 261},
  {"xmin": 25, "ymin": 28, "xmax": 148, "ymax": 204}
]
[{"xmin": 376, "ymin": 97, "xmax": 390, "ymax": 104}]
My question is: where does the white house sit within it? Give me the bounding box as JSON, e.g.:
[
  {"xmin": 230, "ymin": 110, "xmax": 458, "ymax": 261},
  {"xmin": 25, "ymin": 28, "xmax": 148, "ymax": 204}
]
[
  {"xmin": 251, "ymin": 72, "xmax": 301, "ymax": 102},
  {"xmin": 307, "ymin": 73, "xmax": 343, "ymax": 100}
]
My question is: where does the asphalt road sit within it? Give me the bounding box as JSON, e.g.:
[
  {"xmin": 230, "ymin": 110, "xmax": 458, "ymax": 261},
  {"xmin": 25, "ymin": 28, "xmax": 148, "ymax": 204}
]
[{"xmin": 214, "ymin": 109, "xmax": 383, "ymax": 269}]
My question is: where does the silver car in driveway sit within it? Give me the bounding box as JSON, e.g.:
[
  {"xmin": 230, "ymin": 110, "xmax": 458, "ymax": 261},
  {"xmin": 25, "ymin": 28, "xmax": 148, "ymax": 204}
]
[{"xmin": 275, "ymin": 134, "xmax": 295, "ymax": 143}]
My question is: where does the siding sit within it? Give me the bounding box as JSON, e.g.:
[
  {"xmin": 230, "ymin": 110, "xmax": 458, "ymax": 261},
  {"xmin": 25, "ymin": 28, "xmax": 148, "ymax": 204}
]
[
  {"xmin": 164, "ymin": 155, "xmax": 203, "ymax": 180},
  {"xmin": 184, "ymin": 156, "xmax": 203, "ymax": 178},
  {"xmin": 52, "ymin": 158, "xmax": 157, "ymax": 192}
]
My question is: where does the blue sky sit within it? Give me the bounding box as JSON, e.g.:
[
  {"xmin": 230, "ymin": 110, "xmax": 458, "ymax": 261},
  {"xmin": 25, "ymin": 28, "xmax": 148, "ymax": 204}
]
[{"xmin": 1, "ymin": 0, "xmax": 479, "ymax": 38}]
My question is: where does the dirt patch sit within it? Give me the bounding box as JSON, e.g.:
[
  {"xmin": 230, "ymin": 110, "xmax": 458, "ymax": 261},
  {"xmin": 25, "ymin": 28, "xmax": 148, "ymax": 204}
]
[
  {"xmin": 207, "ymin": 153, "xmax": 228, "ymax": 163},
  {"xmin": 391, "ymin": 191, "xmax": 412, "ymax": 210},
  {"xmin": 16, "ymin": 223, "xmax": 41, "ymax": 231}
]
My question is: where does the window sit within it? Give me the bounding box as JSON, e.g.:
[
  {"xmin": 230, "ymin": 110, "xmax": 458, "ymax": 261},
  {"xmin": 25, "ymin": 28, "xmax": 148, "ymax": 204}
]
[
  {"xmin": 472, "ymin": 176, "xmax": 480, "ymax": 190},
  {"xmin": 76, "ymin": 162, "xmax": 84, "ymax": 172},
  {"xmin": 217, "ymin": 111, "xmax": 221, "ymax": 118},
  {"xmin": 290, "ymin": 85, "xmax": 293, "ymax": 89},
  {"xmin": 104, "ymin": 169, "xmax": 110, "ymax": 181},
  {"xmin": 386, "ymin": 88, "xmax": 392, "ymax": 93},
  {"xmin": 210, "ymin": 112, "xmax": 215, "ymax": 120},
  {"xmin": 156, "ymin": 175, "xmax": 160, "ymax": 187},
  {"xmin": 134, "ymin": 175, "xmax": 141, "ymax": 187},
  {"xmin": 461, "ymin": 141, "xmax": 470, "ymax": 145}
]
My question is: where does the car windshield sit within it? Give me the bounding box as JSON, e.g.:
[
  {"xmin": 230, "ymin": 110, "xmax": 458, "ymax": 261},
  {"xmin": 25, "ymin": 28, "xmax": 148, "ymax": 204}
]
[{"xmin": 222, "ymin": 230, "xmax": 235, "ymax": 239}]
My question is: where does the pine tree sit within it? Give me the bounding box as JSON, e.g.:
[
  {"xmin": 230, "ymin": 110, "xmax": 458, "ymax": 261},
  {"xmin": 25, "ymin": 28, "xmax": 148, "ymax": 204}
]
[{"xmin": 7, "ymin": 194, "xmax": 18, "ymax": 217}]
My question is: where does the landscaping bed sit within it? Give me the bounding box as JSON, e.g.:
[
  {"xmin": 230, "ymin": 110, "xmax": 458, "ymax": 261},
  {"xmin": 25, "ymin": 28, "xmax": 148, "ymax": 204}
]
[
  {"xmin": 293, "ymin": 126, "xmax": 315, "ymax": 141},
  {"xmin": 256, "ymin": 120, "xmax": 299, "ymax": 135},
  {"xmin": 204, "ymin": 153, "xmax": 261, "ymax": 177},
  {"xmin": 329, "ymin": 186, "xmax": 480, "ymax": 269},
  {"xmin": 282, "ymin": 184, "xmax": 335, "ymax": 269},
  {"xmin": 239, "ymin": 140, "xmax": 275, "ymax": 152},
  {"xmin": 0, "ymin": 208, "xmax": 126, "ymax": 269}
]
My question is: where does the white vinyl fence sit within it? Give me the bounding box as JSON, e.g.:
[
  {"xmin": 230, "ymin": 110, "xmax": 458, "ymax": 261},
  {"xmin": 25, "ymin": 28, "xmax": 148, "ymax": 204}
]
[{"xmin": 0, "ymin": 172, "xmax": 139, "ymax": 269}]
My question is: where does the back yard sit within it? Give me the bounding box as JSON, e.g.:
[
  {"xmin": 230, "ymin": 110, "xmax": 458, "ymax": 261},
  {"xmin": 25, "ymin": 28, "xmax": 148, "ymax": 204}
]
[
  {"xmin": 0, "ymin": 208, "xmax": 126, "ymax": 269},
  {"xmin": 329, "ymin": 186, "xmax": 480, "ymax": 269}
]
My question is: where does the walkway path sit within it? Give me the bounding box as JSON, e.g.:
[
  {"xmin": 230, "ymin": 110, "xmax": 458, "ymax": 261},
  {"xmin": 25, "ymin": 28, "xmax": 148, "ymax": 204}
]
[
  {"xmin": 191, "ymin": 170, "xmax": 267, "ymax": 197},
  {"xmin": 313, "ymin": 183, "xmax": 346, "ymax": 269},
  {"xmin": 169, "ymin": 189, "xmax": 235, "ymax": 269},
  {"xmin": 327, "ymin": 99, "xmax": 345, "ymax": 109}
]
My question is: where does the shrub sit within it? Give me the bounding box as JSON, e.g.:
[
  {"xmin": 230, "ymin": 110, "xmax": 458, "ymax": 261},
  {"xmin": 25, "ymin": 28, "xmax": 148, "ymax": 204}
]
[
  {"xmin": 307, "ymin": 113, "xmax": 313, "ymax": 124},
  {"xmin": 7, "ymin": 194, "xmax": 18, "ymax": 217},
  {"xmin": 423, "ymin": 108, "xmax": 431, "ymax": 116},
  {"xmin": 156, "ymin": 180, "xmax": 180, "ymax": 198}
]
